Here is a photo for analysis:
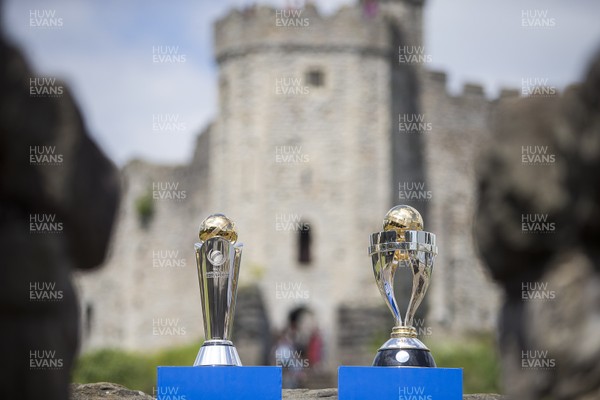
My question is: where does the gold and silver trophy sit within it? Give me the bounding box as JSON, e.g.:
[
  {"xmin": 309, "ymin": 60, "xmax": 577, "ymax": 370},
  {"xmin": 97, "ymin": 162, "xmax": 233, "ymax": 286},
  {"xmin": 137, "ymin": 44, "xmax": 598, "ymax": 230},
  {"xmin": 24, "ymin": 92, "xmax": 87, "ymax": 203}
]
[
  {"xmin": 369, "ymin": 205, "xmax": 437, "ymax": 367},
  {"xmin": 193, "ymin": 213, "xmax": 243, "ymax": 366}
]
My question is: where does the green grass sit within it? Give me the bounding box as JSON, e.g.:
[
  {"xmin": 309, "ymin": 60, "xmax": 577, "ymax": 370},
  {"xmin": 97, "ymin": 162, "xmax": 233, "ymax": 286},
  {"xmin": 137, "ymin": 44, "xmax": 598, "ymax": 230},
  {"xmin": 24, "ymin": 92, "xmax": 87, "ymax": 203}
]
[
  {"xmin": 428, "ymin": 334, "xmax": 501, "ymax": 394},
  {"xmin": 73, "ymin": 335, "xmax": 501, "ymax": 394},
  {"xmin": 72, "ymin": 342, "xmax": 199, "ymax": 394}
]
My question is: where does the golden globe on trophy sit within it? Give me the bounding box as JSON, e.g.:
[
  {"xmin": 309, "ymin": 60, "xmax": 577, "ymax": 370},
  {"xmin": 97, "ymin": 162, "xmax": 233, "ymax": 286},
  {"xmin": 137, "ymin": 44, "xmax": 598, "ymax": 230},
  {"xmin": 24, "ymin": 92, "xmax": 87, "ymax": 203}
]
[{"xmin": 368, "ymin": 205, "xmax": 438, "ymax": 367}]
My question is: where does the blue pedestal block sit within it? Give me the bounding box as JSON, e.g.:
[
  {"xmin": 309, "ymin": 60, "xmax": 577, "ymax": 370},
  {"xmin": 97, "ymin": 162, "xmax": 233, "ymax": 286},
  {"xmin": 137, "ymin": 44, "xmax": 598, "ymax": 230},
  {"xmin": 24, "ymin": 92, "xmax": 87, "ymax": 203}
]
[
  {"xmin": 338, "ymin": 366, "xmax": 462, "ymax": 400},
  {"xmin": 157, "ymin": 366, "xmax": 282, "ymax": 400}
]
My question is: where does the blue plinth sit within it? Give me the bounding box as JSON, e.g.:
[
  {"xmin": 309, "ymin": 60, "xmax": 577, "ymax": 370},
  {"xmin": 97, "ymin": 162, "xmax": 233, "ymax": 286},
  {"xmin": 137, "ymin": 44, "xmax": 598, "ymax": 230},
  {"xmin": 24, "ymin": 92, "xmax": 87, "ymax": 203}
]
[
  {"xmin": 157, "ymin": 366, "xmax": 282, "ymax": 400},
  {"xmin": 338, "ymin": 366, "xmax": 462, "ymax": 400}
]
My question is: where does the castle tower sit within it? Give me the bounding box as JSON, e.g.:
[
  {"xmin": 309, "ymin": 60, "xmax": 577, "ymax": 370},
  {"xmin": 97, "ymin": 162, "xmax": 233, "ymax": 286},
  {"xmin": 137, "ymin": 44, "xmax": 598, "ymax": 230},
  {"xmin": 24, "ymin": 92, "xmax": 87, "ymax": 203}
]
[{"xmin": 208, "ymin": 1, "xmax": 427, "ymax": 366}]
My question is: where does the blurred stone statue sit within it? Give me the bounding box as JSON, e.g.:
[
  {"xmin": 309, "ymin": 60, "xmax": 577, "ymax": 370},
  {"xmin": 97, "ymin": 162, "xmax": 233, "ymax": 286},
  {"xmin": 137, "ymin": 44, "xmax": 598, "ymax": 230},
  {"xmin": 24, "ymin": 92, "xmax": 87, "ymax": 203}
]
[
  {"xmin": 476, "ymin": 49, "xmax": 600, "ymax": 400},
  {"xmin": 0, "ymin": 31, "xmax": 120, "ymax": 400}
]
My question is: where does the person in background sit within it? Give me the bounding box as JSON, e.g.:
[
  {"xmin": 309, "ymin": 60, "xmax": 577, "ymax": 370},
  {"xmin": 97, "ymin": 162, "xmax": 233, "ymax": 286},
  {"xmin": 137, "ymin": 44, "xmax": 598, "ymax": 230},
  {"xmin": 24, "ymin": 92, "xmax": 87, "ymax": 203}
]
[{"xmin": 272, "ymin": 306, "xmax": 324, "ymax": 388}]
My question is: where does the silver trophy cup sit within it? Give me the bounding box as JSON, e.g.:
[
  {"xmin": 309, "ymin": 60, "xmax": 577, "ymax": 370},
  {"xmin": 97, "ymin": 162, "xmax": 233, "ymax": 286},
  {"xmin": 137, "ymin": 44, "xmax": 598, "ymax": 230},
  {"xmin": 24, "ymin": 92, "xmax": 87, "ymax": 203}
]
[
  {"xmin": 194, "ymin": 216, "xmax": 243, "ymax": 366},
  {"xmin": 369, "ymin": 206, "xmax": 438, "ymax": 367}
]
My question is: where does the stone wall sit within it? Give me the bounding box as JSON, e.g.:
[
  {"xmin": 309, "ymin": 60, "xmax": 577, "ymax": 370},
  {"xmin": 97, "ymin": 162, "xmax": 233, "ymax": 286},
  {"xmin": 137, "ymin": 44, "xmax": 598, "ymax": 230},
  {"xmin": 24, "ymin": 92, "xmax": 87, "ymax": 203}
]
[
  {"xmin": 421, "ymin": 71, "xmax": 509, "ymax": 334},
  {"xmin": 74, "ymin": 155, "xmax": 209, "ymax": 351}
]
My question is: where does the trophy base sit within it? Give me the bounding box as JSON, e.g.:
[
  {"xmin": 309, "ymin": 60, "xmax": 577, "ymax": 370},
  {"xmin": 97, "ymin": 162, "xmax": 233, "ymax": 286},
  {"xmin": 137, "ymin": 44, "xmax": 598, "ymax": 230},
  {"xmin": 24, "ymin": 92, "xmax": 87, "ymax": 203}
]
[
  {"xmin": 194, "ymin": 340, "xmax": 242, "ymax": 366},
  {"xmin": 372, "ymin": 336, "xmax": 436, "ymax": 367}
]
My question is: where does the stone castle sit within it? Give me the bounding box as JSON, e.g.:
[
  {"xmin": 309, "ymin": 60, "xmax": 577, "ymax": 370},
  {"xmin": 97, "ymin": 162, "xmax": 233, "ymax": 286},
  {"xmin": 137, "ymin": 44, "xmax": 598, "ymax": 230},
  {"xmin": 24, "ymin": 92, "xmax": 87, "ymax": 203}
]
[{"xmin": 75, "ymin": 0, "xmax": 516, "ymax": 368}]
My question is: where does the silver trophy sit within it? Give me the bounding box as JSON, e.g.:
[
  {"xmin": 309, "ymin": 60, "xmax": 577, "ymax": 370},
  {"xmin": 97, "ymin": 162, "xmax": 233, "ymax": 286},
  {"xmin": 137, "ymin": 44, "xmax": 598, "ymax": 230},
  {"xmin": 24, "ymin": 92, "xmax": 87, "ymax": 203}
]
[
  {"xmin": 369, "ymin": 205, "xmax": 437, "ymax": 367},
  {"xmin": 194, "ymin": 213, "xmax": 243, "ymax": 366}
]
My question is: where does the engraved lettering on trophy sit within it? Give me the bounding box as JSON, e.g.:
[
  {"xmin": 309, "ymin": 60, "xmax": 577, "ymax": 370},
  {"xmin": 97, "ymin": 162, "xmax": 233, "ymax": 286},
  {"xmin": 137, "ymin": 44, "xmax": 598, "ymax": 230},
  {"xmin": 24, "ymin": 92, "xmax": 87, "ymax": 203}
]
[{"xmin": 206, "ymin": 265, "xmax": 229, "ymax": 279}]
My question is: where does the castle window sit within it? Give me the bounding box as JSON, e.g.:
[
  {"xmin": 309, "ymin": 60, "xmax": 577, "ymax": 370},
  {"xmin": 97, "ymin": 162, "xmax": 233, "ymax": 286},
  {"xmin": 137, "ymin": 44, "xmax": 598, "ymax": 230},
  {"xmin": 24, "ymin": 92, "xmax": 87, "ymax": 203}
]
[
  {"xmin": 298, "ymin": 223, "xmax": 312, "ymax": 265},
  {"xmin": 306, "ymin": 69, "xmax": 325, "ymax": 88}
]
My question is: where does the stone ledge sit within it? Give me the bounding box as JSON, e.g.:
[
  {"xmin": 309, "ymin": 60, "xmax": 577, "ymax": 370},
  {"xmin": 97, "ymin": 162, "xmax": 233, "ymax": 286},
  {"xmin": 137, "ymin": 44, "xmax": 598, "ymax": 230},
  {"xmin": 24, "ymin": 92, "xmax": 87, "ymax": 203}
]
[
  {"xmin": 71, "ymin": 383, "xmax": 153, "ymax": 400},
  {"xmin": 71, "ymin": 383, "xmax": 506, "ymax": 400}
]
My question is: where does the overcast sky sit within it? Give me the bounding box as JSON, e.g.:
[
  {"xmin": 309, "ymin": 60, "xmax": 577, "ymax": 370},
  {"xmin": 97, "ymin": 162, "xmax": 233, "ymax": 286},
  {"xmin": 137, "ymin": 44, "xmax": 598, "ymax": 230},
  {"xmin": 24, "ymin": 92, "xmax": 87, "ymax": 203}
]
[{"xmin": 4, "ymin": 0, "xmax": 600, "ymax": 165}]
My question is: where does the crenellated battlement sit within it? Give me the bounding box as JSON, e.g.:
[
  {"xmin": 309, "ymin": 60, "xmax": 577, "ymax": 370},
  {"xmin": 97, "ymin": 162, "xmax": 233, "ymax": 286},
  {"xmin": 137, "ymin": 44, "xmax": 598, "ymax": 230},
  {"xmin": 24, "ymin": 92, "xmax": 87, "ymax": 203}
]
[
  {"xmin": 424, "ymin": 70, "xmax": 519, "ymax": 101},
  {"xmin": 214, "ymin": 3, "xmax": 416, "ymax": 64}
]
